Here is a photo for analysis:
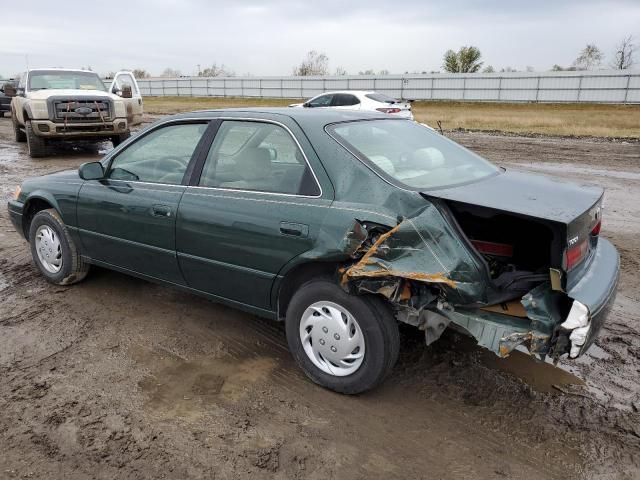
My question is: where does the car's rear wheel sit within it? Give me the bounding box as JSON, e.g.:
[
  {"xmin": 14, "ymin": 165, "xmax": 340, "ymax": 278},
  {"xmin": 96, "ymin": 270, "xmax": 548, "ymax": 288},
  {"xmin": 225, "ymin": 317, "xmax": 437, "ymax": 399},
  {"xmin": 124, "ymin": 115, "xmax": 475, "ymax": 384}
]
[
  {"xmin": 13, "ymin": 113, "xmax": 26, "ymax": 142},
  {"xmin": 29, "ymin": 209, "xmax": 89, "ymax": 285},
  {"xmin": 285, "ymin": 279, "xmax": 399, "ymax": 394},
  {"xmin": 26, "ymin": 120, "xmax": 49, "ymax": 157}
]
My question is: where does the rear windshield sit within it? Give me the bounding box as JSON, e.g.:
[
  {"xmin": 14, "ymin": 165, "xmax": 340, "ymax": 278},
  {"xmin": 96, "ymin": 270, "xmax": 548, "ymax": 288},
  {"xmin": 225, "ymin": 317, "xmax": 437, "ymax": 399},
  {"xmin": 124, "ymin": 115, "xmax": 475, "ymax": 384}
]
[
  {"xmin": 328, "ymin": 120, "xmax": 499, "ymax": 190},
  {"xmin": 365, "ymin": 93, "xmax": 398, "ymax": 104},
  {"xmin": 28, "ymin": 70, "xmax": 106, "ymax": 92}
]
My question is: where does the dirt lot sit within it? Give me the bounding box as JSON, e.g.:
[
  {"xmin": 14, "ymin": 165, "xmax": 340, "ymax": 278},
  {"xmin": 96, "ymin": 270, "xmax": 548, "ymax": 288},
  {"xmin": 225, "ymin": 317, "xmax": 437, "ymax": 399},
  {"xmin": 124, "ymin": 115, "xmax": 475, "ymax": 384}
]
[{"xmin": 0, "ymin": 115, "xmax": 639, "ymax": 480}]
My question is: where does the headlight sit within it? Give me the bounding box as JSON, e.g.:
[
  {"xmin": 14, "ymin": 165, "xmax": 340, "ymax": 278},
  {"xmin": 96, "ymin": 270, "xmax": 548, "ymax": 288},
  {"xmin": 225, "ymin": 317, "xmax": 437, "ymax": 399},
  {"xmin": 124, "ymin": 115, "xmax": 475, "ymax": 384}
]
[
  {"xmin": 29, "ymin": 100, "xmax": 49, "ymax": 118},
  {"xmin": 113, "ymin": 101, "xmax": 126, "ymax": 118},
  {"xmin": 13, "ymin": 185, "xmax": 21, "ymax": 200}
]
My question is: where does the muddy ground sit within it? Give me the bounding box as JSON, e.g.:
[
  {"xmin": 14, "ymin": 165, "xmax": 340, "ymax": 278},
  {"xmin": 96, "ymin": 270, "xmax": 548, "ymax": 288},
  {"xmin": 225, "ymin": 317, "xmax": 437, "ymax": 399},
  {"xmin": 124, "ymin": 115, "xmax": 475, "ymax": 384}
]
[{"xmin": 0, "ymin": 116, "xmax": 638, "ymax": 480}]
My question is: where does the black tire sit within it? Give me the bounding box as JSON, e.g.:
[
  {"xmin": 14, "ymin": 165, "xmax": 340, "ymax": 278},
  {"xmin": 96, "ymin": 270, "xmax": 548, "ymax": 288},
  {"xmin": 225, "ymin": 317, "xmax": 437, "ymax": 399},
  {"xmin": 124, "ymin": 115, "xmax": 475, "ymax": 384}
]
[
  {"xmin": 13, "ymin": 112, "xmax": 26, "ymax": 142},
  {"xmin": 26, "ymin": 120, "xmax": 49, "ymax": 157},
  {"xmin": 285, "ymin": 280, "xmax": 400, "ymax": 394},
  {"xmin": 29, "ymin": 208, "xmax": 90, "ymax": 285},
  {"xmin": 111, "ymin": 131, "xmax": 130, "ymax": 147}
]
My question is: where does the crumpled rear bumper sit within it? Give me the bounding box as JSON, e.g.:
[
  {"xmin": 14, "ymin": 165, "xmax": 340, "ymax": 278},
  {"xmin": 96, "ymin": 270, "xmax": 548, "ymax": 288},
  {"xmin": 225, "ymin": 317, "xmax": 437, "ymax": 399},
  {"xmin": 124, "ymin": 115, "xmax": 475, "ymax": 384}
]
[{"xmin": 565, "ymin": 238, "xmax": 619, "ymax": 356}]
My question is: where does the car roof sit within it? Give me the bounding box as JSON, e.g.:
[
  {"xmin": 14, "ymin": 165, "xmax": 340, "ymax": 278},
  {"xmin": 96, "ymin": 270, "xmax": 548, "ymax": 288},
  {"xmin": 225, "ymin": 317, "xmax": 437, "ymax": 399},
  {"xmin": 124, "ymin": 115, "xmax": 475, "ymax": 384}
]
[
  {"xmin": 171, "ymin": 107, "xmax": 399, "ymax": 129},
  {"xmin": 27, "ymin": 68, "xmax": 98, "ymax": 74},
  {"xmin": 313, "ymin": 91, "xmax": 375, "ymax": 96}
]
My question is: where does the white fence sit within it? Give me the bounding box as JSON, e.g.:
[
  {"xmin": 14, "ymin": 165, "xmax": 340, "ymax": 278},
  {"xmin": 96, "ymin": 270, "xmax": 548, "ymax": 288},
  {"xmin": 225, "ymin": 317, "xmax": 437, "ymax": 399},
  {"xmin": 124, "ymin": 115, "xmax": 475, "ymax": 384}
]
[{"xmin": 136, "ymin": 70, "xmax": 640, "ymax": 104}]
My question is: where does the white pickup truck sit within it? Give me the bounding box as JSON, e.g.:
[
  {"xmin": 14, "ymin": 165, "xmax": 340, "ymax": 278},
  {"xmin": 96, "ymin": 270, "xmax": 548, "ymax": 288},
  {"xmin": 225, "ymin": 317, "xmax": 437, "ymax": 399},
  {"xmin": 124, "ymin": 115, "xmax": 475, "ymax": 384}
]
[{"xmin": 4, "ymin": 69, "xmax": 143, "ymax": 157}]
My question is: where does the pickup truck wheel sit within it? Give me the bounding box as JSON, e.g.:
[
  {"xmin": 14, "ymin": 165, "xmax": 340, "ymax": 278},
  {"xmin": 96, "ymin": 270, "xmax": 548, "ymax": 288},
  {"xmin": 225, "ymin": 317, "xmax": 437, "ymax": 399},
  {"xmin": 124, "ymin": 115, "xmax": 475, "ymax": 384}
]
[
  {"xmin": 13, "ymin": 113, "xmax": 26, "ymax": 142},
  {"xmin": 29, "ymin": 209, "xmax": 90, "ymax": 285},
  {"xmin": 285, "ymin": 280, "xmax": 400, "ymax": 394},
  {"xmin": 111, "ymin": 132, "xmax": 130, "ymax": 147},
  {"xmin": 26, "ymin": 120, "xmax": 49, "ymax": 157}
]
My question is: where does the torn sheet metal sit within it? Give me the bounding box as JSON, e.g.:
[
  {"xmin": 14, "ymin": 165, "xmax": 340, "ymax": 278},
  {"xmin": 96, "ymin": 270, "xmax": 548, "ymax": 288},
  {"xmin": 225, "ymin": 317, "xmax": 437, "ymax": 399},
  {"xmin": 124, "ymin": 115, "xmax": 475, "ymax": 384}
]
[{"xmin": 340, "ymin": 204, "xmax": 484, "ymax": 304}]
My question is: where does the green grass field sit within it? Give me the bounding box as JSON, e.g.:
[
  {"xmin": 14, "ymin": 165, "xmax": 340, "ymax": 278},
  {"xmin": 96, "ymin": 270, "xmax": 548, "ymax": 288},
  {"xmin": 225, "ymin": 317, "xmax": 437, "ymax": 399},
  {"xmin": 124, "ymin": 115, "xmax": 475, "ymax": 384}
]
[{"xmin": 143, "ymin": 96, "xmax": 640, "ymax": 139}]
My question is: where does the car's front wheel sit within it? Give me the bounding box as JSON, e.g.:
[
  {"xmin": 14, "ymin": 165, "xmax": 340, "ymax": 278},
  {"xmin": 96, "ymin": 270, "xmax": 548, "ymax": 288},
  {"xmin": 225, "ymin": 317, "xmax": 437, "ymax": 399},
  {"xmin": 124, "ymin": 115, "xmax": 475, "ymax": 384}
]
[
  {"xmin": 26, "ymin": 120, "xmax": 49, "ymax": 157},
  {"xmin": 29, "ymin": 209, "xmax": 90, "ymax": 285},
  {"xmin": 285, "ymin": 279, "xmax": 399, "ymax": 394},
  {"xmin": 111, "ymin": 132, "xmax": 130, "ymax": 147}
]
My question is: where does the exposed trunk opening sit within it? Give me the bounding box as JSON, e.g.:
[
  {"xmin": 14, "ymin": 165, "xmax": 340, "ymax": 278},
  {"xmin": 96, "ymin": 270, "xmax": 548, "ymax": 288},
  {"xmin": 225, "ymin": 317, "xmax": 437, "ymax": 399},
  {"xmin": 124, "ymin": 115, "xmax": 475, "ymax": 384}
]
[{"xmin": 445, "ymin": 200, "xmax": 561, "ymax": 302}]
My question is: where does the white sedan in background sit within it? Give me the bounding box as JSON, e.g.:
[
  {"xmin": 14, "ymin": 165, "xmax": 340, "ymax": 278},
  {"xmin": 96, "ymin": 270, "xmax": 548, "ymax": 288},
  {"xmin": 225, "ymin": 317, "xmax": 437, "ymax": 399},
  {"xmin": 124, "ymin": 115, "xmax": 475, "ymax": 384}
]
[{"xmin": 289, "ymin": 91, "xmax": 414, "ymax": 120}]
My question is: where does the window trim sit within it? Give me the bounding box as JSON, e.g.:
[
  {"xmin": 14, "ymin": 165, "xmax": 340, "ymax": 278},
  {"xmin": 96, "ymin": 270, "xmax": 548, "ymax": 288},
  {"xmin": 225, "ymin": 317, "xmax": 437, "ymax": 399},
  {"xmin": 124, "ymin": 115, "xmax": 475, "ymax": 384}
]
[
  {"xmin": 103, "ymin": 119, "xmax": 212, "ymax": 186},
  {"xmin": 190, "ymin": 117, "xmax": 323, "ymax": 199}
]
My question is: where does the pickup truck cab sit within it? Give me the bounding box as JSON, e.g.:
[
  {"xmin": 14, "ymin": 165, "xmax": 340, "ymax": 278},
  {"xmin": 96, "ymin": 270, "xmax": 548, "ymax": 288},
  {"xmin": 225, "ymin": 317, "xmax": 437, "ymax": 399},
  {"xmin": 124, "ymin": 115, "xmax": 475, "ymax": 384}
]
[{"xmin": 6, "ymin": 69, "xmax": 143, "ymax": 158}]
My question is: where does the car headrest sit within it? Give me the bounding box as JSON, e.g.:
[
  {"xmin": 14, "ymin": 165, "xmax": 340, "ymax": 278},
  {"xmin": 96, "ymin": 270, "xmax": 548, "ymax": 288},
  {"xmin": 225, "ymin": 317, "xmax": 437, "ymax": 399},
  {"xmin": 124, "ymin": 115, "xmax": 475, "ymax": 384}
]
[
  {"xmin": 236, "ymin": 148, "xmax": 271, "ymax": 181},
  {"xmin": 412, "ymin": 147, "xmax": 445, "ymax": 168},
  {"xmin": 369, "ymin": 155, "xmax": 395, "ymax": 175}
]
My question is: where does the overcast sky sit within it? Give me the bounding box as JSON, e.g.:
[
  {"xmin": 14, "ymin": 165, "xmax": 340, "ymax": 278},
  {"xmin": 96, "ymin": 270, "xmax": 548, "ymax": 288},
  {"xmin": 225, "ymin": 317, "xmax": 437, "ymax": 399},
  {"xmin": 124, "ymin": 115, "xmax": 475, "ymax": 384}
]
[{"xmin": 2, "ymin": 0, "xmax": 639, "ymax": 77}]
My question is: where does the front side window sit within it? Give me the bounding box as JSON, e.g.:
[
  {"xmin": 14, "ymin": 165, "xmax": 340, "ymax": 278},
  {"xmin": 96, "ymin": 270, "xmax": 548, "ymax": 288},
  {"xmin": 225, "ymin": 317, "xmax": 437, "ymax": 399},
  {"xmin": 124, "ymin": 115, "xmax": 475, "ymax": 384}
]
[
  {"xmin": 307, "ymin": 94, "xmax": 333, "ymax": 107},
  {"xmin": 108, "ymin": 123, "xmax": 207, "ymax": 184},
  {"xmin": 329, "ymin": 120, "xmax": 499, "ymax": 190},
  {"xmin": 199, "ymin": 120, "xmax": 319, "ymax": 195},
  {"xmin": 28, "ymin": 70, "xmax": 106, "ymax": 91}
]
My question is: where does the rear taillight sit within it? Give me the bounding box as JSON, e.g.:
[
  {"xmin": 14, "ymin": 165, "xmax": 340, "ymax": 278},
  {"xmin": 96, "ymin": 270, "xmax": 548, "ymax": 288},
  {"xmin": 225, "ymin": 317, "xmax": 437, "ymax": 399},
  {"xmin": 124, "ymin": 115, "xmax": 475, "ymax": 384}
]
[
  {"xmin": 470, "ymin": 240, "xmax": 513, "ymax": 257},
  {"xmin": 376, "ymin": 107, "xmax": 401, "ymax": 114},
  {"xmin": 564, "ymin": 239, "xmax": 589, "ymax": 271},
  {"xmin": 591, "ymin": 220, "xmax": 601, "ymax": 236}
]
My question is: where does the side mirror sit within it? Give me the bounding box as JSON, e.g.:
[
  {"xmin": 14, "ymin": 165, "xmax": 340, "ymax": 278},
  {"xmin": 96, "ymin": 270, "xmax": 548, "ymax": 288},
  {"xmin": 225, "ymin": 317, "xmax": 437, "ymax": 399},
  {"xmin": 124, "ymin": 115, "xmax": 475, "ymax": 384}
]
[
  {"xmin": 3, "ymin": 84, "xmax": 17, "ymax": 97},
  {"xmin": 120, "ymin": 85, "xmax": 133, "ymax": 99},
  {"xmin": 78, "ymin": 162, "xmax": 105, "ymax": 180},
  {"xmin": 303, "ymin": 102, "xmax": 311, "ymax": 108}
]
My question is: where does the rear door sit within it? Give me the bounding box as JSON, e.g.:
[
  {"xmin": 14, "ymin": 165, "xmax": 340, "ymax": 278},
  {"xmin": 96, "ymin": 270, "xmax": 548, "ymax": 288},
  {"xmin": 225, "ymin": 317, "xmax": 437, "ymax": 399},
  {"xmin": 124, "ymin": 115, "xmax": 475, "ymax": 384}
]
[
  {"xmin": 110, "ymin": 71, "xmax": 143, "ymax": 125},
  {"xmin": 176, "ymin": 117, "xmax": 333, "ymax": 311},
  {"xmin": 77, "ymin": 120, "xmax": 210, "ymax": 284}
]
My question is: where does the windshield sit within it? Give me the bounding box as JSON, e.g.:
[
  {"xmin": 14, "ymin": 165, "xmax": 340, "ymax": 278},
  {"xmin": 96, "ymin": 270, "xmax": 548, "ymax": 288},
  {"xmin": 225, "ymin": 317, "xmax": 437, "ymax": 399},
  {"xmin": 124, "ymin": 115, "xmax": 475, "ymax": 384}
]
[
  {"xmin": 365, "ymin": 93, "xmax": 398, "ymax": 104},
  {"xmin": 328, "ymin": 120, "xmax": 500, "ymax": 190},
  {"xmin": 28, "ymin": 70, "xmax": 106, "ymax": 92}
]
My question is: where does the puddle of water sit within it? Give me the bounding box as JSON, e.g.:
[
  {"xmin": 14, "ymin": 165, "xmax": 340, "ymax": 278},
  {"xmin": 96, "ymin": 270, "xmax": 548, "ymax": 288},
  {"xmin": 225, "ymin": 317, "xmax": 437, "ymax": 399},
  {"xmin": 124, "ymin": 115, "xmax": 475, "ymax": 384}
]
[
  {"xmin": 479, "ymin": 349, "xmax": 585, "ymax": 393},
  {"xmin": 131, "ymin": 345, "xmax": 277, "ymax": 419}
]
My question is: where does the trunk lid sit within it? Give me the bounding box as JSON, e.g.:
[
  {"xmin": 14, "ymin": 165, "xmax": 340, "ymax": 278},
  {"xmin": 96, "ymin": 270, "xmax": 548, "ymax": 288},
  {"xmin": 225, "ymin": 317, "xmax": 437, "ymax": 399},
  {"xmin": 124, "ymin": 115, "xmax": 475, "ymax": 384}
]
[{"xmin": 425, "ymin": 170, "xmax": 604, "ymax": 288}]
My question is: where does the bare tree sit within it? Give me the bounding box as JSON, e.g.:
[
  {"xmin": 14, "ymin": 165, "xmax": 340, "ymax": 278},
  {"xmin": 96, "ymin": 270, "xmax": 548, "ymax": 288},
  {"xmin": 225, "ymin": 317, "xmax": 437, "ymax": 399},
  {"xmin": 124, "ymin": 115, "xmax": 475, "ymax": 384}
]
[
  {"xmin": 161, "ymin": 68, "xmax": 182, "ymax": 78},
  {"xmin": 293, "ymin": 50, "xmax": 329, "ymax": 76},
  {"xmin": 378, "ymin": 69, "xmax": 390, "ymax": 75},
  {"xmin": 482, "ymin": 65, "xmax": 495, "ymax": 73},
  {"xmin": 500, "ymin": 66, "xmax": 518, "ymax": 72},
  {"xmin": 611, "ymin": 35, "xmax": 635, "ymax": 70},
  {"xmin": 334, "ymin": 66, "xmax": 348, "ymax": 76},
  {"xmin": 550, "ymin": 64, "xmax": 565, "ymax": 71},
  {"xmin": 443, "ymin": 46, "xmax": 483, "ymax": 73},
  {"xmin": 198, "ymin": 63, "xmax": 233, "ymax": 77},
  {"xmin": 358, "ymin": 69, "xmax": 376, "ymax": 75},
  {"xmin": 573, "ymin": 44, "xmax": 603, "ymax": 70},
  {"xmin": 131, "ymin": 69, "xmax": 151, "ymax": 79}
]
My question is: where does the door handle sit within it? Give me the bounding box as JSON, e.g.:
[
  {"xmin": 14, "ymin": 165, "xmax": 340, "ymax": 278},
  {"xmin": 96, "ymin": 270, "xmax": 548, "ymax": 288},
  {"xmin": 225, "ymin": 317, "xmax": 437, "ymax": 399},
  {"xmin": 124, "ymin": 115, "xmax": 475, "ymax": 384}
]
[
  {"xmin": 280, "ymin": 222, "xmax": 308, "ymax": 238},
  {"xmin": 151, "ymin": 204, "xmax": 172, "ymax": 217}
]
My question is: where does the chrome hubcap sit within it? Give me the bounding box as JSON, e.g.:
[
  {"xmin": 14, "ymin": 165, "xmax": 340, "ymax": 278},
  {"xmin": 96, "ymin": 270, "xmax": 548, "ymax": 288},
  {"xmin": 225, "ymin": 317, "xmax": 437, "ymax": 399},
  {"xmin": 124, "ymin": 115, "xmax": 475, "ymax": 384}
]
[
  {"xmin": 35, "ymin": 225, "xmax": 62, "ymax": 274},
  {"xmin": 299, "ymin": 301, "xmax": 365, "ymax": 377}
]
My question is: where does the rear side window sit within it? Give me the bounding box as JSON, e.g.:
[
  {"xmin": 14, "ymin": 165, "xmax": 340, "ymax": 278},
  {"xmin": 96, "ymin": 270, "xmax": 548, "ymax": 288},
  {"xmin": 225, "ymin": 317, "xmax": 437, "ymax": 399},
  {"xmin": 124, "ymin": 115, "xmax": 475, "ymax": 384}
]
[
  {"xmin": 108, "ymin": 123, "xmax": 207, "ymax": 184},
  {"xmin": 199, "ymin": 120, "xmax": 320, "ymax": 196},
  {"xmin": 333, "ymin": 94, "xmax": 360, "ymax": 106}
]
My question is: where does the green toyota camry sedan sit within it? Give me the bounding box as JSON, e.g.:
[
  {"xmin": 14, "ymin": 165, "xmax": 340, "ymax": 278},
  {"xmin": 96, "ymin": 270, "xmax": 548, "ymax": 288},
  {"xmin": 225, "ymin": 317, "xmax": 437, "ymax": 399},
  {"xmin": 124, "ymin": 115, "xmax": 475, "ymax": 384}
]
[{"xmin": 7, "ymin": 108, "xmax": 619, "ymax": 394}]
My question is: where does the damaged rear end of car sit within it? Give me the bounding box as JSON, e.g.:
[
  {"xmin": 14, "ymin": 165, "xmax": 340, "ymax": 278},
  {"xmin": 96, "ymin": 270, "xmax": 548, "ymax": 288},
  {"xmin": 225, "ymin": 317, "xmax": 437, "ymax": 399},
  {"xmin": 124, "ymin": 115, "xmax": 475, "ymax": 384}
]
[{"xmin": 325, "ymin": 119, "xmax": 619, "ymax": 363}]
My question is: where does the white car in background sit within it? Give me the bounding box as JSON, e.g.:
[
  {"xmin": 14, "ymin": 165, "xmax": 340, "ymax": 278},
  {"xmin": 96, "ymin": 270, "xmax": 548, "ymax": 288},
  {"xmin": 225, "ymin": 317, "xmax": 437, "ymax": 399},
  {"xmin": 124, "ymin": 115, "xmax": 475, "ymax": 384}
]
[{"xmin": 289, "ymin": 91, "xmax": 414, "ymax": 120}]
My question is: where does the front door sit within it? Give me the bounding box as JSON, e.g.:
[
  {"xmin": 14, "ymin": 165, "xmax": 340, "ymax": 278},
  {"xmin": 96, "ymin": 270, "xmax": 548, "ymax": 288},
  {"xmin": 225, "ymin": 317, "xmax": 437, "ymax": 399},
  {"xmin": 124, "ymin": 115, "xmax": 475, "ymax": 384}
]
[
  {"xmin": 110, "ymin": 71, "xmax": 143, "ymax": 126},
  {"xmin": 77, "ymin": 121, "xmax": 209, "ymax": 284},
  {"xmin": 176, "ymin": 119, "xmax": 332, "ymax": 311}
]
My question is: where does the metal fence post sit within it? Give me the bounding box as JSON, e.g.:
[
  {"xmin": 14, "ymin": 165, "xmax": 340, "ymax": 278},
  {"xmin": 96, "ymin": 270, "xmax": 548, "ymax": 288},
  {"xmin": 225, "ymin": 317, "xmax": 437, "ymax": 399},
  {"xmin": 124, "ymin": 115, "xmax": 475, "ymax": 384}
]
[
  {"xmin": 241, "ymin": 78, "xmax": 244, "ymax": 97},
  {"xmin": 462, "ymin": 76, "xmax": 466, "ymax": 100},
  {"xmin": 577, "ymin": 75, "xmax": 583, "ymax": 102},
  {"xmin": 497, "ymin": 76, "xmax": 502, "ymax": 101},
  {"xmin": 223, "ymin": 78, "xmax": 227, "ymax": 98},
  {"xmin": 624, "ymin": 74, "xmax": 631, "ymax": 104},
  {"xmin": 535, "ymin": 76, "xmax": 541, "ymax": 102}
]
